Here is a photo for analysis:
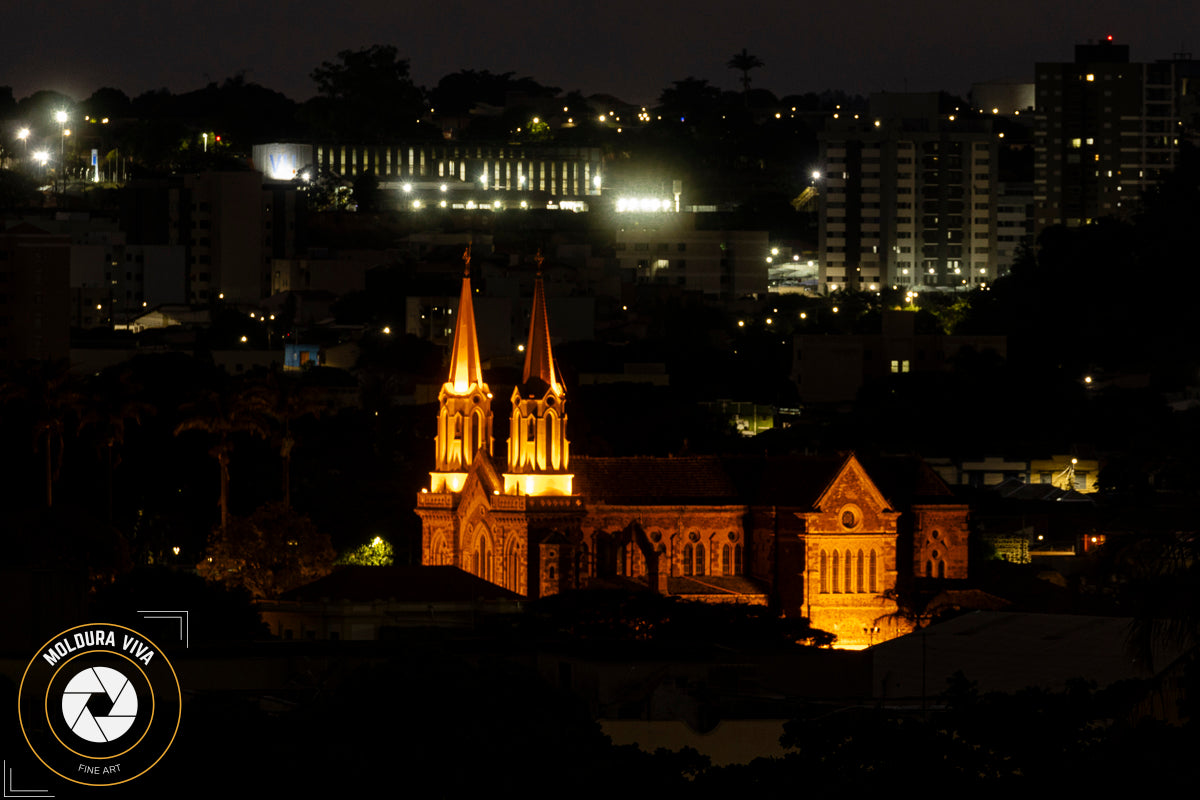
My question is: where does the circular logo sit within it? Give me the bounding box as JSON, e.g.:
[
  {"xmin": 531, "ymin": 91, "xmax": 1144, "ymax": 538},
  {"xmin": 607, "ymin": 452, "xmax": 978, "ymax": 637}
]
[{"xmin": 19, "ymin": 624, "xmax": 181, "ymax": 787}]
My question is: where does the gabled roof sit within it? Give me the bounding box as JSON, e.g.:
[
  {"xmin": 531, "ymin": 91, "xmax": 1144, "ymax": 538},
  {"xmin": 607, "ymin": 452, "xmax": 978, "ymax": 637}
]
[
  {"xmin": 572, "ymin": 456, "xmax": 740, "ymax": 504},
  {"xmin": 571, "ymin": 454, "xmax": 959, "ymax": 509}
]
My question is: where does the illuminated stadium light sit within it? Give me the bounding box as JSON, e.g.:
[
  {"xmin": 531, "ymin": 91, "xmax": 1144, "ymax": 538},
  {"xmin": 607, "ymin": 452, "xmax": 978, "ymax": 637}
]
[{"xmin": 615, "ymin": 197, "xmax": 672, "ymax": 213}]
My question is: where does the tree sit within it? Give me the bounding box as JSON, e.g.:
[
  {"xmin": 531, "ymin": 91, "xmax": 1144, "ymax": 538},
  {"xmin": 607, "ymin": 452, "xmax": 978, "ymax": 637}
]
[
  {"xmin": 658, "ymin": 77, "xmax": 722, "ymax": 118},
  {"xmin": 174, "ymin": 379, "xmax": 271, "ymax": 534},
  {"xmin": 337, "ymin": 535, "xmax": 394, "ymax": 566},
  {"xmin": 77, "ymin": 367, "xmax": 154, "ymax": 522},
  {"xmin": 198, "ymin": 502, "xmax": 335, "ymax": 598},
  {"xmin": 80, "ymin": 87, "xmax": 132, "ymax": 121},
  {"xmin": 308, "ymin": 45, "xmax": 425, "ymax": 142},
  {"xmin": 727, "ymin": 48, "xmax": 764, "ymax": 101},
  {"xmin": 254, "ymin": 368, "xmax": 323, "ymax": 508},
  {"xmin": 0, "ymin": 359, "xmax": 82, "ymax": 509}
]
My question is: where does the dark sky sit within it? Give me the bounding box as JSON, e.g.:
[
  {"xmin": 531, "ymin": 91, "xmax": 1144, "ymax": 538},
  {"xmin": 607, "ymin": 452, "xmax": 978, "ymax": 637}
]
[{"xmin": 6, "ymin": 1, "xmax": 1196, "ymax": 105}]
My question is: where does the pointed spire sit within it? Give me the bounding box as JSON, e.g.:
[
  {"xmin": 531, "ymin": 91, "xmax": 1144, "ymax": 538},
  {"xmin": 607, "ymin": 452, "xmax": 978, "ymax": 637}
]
[
  {"xmin": 447, "ymin": 245, "xmax": 484, "ymax": 394},
  {"xmin": 521, "ymin": 251, "xmax": 560, "ymax": 395}
]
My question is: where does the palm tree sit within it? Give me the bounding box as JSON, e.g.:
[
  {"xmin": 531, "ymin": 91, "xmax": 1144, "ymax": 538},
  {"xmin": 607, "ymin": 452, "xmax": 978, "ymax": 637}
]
[
  {"xmin": 174, "ymin": 379, "xmax": 270, "ymax": 534},
  {"xmin": 727, "ymin": 48, "xmax": 764, "ymax": 103},
  {"xmin": 77, "ymin": 368, "xmax": 154, "ymax": 523},
  {"xmin": 255, "ymin": 368, "xmax": 324, "ymax": 509},
  {"xmin": 0, "ymin": 359, "xmax": 82, "ymax": 509}
]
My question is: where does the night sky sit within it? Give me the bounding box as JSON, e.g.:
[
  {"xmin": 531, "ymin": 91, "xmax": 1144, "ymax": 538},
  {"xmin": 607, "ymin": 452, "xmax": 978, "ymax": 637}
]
[{"xmin": 6, "ymin": 0, "xmax": 1197, "ymax": 105}]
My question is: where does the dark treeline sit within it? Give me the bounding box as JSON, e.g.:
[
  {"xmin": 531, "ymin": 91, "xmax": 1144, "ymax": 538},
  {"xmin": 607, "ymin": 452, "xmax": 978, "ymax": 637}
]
[{"xmin": 0, "ymin": 44, "xmax": 859, "ymax": 198}]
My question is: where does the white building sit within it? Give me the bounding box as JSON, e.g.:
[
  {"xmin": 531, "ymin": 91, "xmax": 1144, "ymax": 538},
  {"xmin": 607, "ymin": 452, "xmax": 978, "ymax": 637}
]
[{"xmin": 818, "ymin": 93, "xmax": 999, "ymax": 292}]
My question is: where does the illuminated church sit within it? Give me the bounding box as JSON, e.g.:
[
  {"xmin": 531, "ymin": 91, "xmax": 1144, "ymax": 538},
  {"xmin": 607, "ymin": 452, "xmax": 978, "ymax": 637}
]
[{"xmin": 416, "ymin": 250, "xmax": 969, "ymax": 648}]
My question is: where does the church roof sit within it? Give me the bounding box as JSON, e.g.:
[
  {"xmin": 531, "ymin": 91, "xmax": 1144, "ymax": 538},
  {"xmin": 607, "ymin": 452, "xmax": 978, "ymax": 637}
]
[
  {"xmin": 571, "ymin": 454, "xmax": 959, "ymax": 509},
  {"xmin": 445, "ymin": 249, "xmax": 485, "ymax": 394},
  {"xmin": 573, "ymin": 457, "xmax": 740, "ymax": 503}
]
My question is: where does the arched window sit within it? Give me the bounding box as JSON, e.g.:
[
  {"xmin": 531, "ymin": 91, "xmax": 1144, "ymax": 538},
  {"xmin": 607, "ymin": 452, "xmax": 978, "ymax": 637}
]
[
  {"xmin": 831, "ymin": 550, "xmax": 840, "ymax": 593},
  {"xmin": 473, "ymin": 409, "xmax": 485, "ymax": 455},
  {"xmin": 844, "ymin": 549, "xmax": 852, "ymax": 593},
  {"xmin": 819, "ymin": 549, "xmax": 828, "ymax": 593},
  {"xmin": 545, "ymin": 410, "xmax": 557, "ymax": 469},
  {"xmin": 722, "ymin": 544, "xmax": 731, "ymax": 575},
  {"xmin": 505, "ymin": 542, "xmax": 521, "ymax": 593},
  {"xmin": 616, "ymin": 544, "xmax": 628, "ymax": 576},
  {"xmin": 472, "ymin": 531, "xmax": 492, "ymax": 581},
  {"xmin": 938, "ymin": 559, "xmax": 946, "ymax": 579},
  {"xmin": 869, "ymin": 550, "xmax": 877, "ymax": 592},
  {"xmin": 683, "ymin": 543, "xmax": 694, "ymax": 576},
  {"xmin": 925, "ymin": 560, "xmax": 933, "ymax": 578},
  {"xmin": 857, "ymin": 550, "xmax": 865, "ymax": 593},
  {"xmin": 696, "ymin": 544, "xmax": 705, "ymax": 576}
]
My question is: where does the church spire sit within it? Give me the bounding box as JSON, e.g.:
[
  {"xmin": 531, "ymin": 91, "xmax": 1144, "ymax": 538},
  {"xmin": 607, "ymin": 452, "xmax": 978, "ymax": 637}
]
[
  {"xmin": 446, "ymin": 245, "xmax": 484, "ymax": 395},
  {"xmin": 506, "ymin": 251, "xmax": 571, "ymax": 495},
  {"xmin": 520, "ymin": 251, "xmax": 561, "ymax": 395},
  {"xmin": 431, "ymin": 245, "xmax": 493, "ymax": 483}
]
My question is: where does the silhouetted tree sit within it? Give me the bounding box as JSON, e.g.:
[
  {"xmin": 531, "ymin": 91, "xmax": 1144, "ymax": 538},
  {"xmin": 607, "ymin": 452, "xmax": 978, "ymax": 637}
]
[
  {"xmin": 307, "ymin": 45, "xmax": 425, "ymax": 141},
  {"xmin": 77, "ymin": 367, "xmax": 154, "ymax": 522},
  {"xmin": 198, "ymin": 502, "xmax": 335, "ymax": 598},
  {"xmin": 727, "ymin": 48, "xmax": 764, "ymax": 102},
  {"xmin": 174, "ymin": 379, "xmax": 271, "ymax": 534},
  {"xmin": 0, "ymin": 359, "xmax": 82, "ymax": 509}
]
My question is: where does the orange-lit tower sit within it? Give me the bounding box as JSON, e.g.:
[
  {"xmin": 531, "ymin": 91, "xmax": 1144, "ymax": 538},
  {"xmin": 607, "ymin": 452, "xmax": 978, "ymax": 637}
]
[
  {"xmin": 430, "ymin": 246, "xmax": 493, "ymax": 492},
  {"xmin": 505, "ymin": 252, "xmax": 572, "ymax": 496}
]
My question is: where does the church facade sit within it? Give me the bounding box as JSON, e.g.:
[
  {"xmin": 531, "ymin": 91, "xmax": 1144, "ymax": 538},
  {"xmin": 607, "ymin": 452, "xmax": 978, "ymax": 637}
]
[{"xmin": 416, "ymin": 251, "xmax": 969, "ymax": 648}]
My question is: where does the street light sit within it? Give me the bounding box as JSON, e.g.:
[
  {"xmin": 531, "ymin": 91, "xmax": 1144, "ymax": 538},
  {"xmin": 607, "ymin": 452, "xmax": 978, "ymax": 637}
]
[
  {"xmin": 17, "ymin": 127, "xmax": 30, "ymax": 156},
  {"xmin": 55, "ymin": 110, "xmax": 68, "ymax": 158}
]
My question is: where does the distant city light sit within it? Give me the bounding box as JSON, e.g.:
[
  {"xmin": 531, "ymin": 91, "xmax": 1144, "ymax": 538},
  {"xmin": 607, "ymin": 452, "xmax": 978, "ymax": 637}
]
[{"xmin": 615, "ymin": 197, "xmax": 672, "ymax": 213}]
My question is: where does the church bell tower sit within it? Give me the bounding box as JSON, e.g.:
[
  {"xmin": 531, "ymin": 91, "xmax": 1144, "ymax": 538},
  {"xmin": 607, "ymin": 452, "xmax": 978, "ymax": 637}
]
[
  {"xmin": 504, "ymin": 253, "xmax": 572, "ymax": 496},
  {"xmin": 430, "ymin": 246, "xmax": 493, "ymax": 493}
]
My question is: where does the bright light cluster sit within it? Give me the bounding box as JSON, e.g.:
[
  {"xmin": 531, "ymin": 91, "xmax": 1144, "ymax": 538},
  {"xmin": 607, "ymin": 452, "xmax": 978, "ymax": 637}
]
[{"xmin": 615, "ymin": 197, "xmax": 672, "ymax": 213}]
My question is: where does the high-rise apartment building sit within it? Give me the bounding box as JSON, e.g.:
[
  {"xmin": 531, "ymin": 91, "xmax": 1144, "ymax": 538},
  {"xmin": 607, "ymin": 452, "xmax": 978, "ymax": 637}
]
[
  {"xmin": 1033, "ymin": 38, "xmax": 1197, "ymax": 232},
  {"xmin": 121, "ymin": 171, "xmax": 297, "ymax": 305},
  {"xmin": 818, "ymin": 93, "xmax": 998, "ymax": 293}
]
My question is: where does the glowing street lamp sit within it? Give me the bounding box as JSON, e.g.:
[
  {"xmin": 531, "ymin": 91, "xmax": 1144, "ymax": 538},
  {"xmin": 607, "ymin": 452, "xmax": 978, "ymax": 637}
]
[
  {"xmin": 54, "ymin": 110, "xmax": 68, "ymax": 159},
  {"xmin": 17, "ymin": 127, "xmax": 30, "ymax": 156}
]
